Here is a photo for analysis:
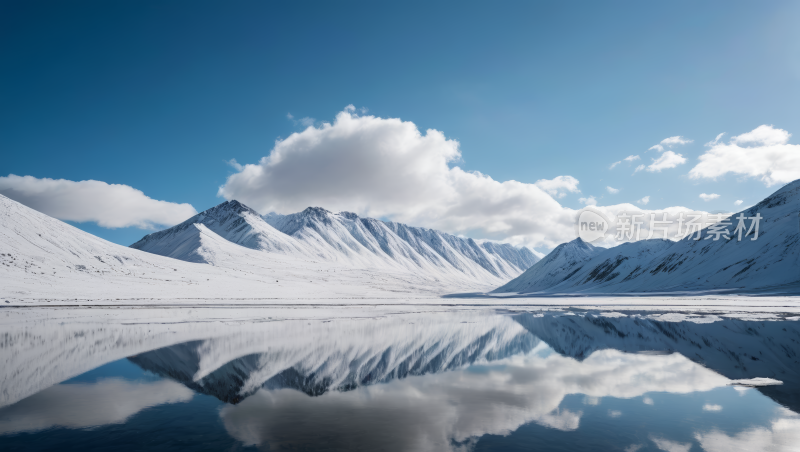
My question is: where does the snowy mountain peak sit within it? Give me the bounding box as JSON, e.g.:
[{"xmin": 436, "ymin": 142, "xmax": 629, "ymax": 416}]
[
  {"xmin": 132, "ymin": 199, "xmax": 310, "ymax": 256},
  {"xmin": 131, "ymin": 200, "xmax": 539, "ymax": 289},
  {"xmin": 494, "ymin": 236, "xmax": 601, "ymax": 293},
  {"xmin": 495, "ymin": 178, "xmax": 800, "ymax": 294}
]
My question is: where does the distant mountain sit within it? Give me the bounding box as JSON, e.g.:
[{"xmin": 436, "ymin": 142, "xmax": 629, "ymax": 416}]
[
  {"xmin": 494, "ymin": 180, "xmax": 800, "ymax": 294},
  {"xmin": 134, "ymin": 202, "xmax": 538, "ymax": 287}
]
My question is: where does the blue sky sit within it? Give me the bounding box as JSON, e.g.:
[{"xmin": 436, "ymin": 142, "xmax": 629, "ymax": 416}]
[{"xmin": 2, "ymin": 1, "xmax": 799, "ymax": 249}]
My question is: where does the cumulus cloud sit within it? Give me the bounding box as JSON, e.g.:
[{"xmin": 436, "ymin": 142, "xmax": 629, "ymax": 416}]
[
  {"xmin": 608, "ymin": 410, "xmax": 622, "ymax": 418},
  {"xmin": 218, "ymin": 107, "xmax": 708, "ymax": 249},
  {"xmin": 607, "ymin": 186, "xmax": 620, "ymax": 194},
  {"xmin": 734, "ymin": 200, "xmax": 743, "ymax": 206},
  {"xmin": 643, "ymin": 397, "xmax": 654, "ymax": 405},
  {"xmin": 689, "ymin": 125, "xmax": 800, "ymax": 186},
  {"xmin": 579, "ymin": 196, "xmax": 598, "ymax": 206},
  {"xmin": 637, "ymin": 196, "xmax": 650, "ymax": 205},
  {"xmin": 647, "ymin": 151, "xmax": 687, "ymax": 172},
  {"xmin": 534, "ymin": 175, "xmax": 581, "ymax": 198},
  {"xmin": 0, "ymin": 175, "xmax": 197, "ymax": 229},
  {"xmin": 217, "ymin": 107, "xmax": 586, "ymax": 248},
  {"xmin": 700, "ymin": 193, "xmax": 720, "ymax": 202},
  {"xmin": 703, "ymin": 404, "xmax": 723, "ymax": 411},
  {"xmin": 634, "ymin": 164, "xmax": 645, "ymax": 173}
]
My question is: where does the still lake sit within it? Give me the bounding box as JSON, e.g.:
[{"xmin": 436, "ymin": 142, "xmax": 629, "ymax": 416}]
[{"xmin": 0, "ymin": 306, "xmax": 798, "ymax": 451}]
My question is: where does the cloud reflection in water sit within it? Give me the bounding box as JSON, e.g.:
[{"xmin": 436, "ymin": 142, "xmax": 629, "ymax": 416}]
[{"xmin": 221, "ymin": 346, "xmax": 729, "ymax": 452}]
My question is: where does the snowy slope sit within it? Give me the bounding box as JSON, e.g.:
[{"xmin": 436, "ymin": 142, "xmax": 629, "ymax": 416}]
[
  {"xmin": 267, "ymin": 207, "xmax": 537, "ymax": 281},
  {"xmin": 523, "ymin": 239, "xmax": 676, "ymax": 293},
  {"xmin": 0, "ymin": 195, "xmax": 500, "ymax": 301},
  {"xmin": 494, "ymin": 238, "xmax": 601, "ymax": 293},
  {"xmin": 495, "ymin": 180, "xmax": 800, "ymax": 294}
]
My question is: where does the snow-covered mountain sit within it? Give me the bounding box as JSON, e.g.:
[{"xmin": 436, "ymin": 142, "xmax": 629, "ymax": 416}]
[
  {"xmin": 494, "ymin": 237, "xmax": 602, "ymax": 293},
  {"xmin": 133, "ymin": 201, "xmax": 538, "ymax": 287},
  {"xmin": 131, "ymin": 200, "xmax": 311, "ymax": 259},
  {"xmin": 494, "ymin": 180, "xmax": 800, "ymax": 294},
  {"xmin": 0, "ymin": 195, "xmax": 503, "ymax": 301}
]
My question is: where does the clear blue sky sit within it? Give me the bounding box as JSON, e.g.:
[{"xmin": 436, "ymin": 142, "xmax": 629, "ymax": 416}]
[{"xmin": 2, "ymin": 1, "xmax": 799, "ymax": 245}]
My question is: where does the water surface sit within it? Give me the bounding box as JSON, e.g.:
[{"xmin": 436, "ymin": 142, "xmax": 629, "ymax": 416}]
[{"xmin": 1, "ymin": 307, "xmax": 798, "ymax": 451}]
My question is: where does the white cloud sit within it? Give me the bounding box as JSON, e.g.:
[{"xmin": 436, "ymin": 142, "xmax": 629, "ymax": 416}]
[
  {"xmin": 610, "ymin": 155, "xmax": 639, "ymax": 170},
  {"xmin": 534, "ymin": 175, "xmax": 581, "ymax": 198},
  {"xmin": 643, "ymin": 397, "xmax": 654, "ymax": 405},
  {"xmin": 608, "ymin": 410, "xmax": 622, "ymax": 418},
  {"xmin": 227, "ymin": 158, "xmax": 244, "ymax": 171},
  {"xmin": 637, "ymin": 196, "xmax": 650, "ymax": 205},
  {"xmin": 661, "ymin": 136, "xmax": 693, "ymax": 146},
  {"xmin": 689, "ymin": 125, "xmax": 800, "ymax": 186},
  {"xmin": 703, "ymin": 404, "xmax": 723, "ymax": 411},
  {"xmin": 579, "ymin": 196, "xmax": 597, "ymax": 206},
  {"xmin": 634, "ymin": 164, "xmax": 645, "ymax": 173},
  {"xmin": 700, "ymin": 193, "xmax": 720, "ymax": 202},
  {"xmin": 0, "ymin": 175, "xmax": 197, "ymax": 229},
  {"xmin": 649, "ymin": 136, "xmax": 693, "ymax": 153},
  {"xmin": 607, "ymin": 186, "xmax": 620, "ymax": 194},
  {"xmin": 217, "ymin": 107, "xmax": 590, "ymax": 249},
  {"xmin": 218, "ymin": 107, "xmax": 708, "ymax": 249},
  {"xmin": 650, "ymin": 436, "xmax": 692, "ymax": 452},
  {"xmin": 734, "ymin": 200, "xmax": 743, "ymax": 206},
  {"xmin": 647, "ymin": 151, "xmax": 687, "ymax": 172}
]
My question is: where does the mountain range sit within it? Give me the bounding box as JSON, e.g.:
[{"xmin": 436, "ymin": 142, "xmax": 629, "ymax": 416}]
[
  {"xmin": 3, "ymin": 178, "xmax": 800, "ymax": 301},
  {"xmin": 0, "ymin": 194, "xmax": 536, "ymax": 303},
  {"xmin": 130, "ymin": 200, "xmax": 538, "ymax": 288},
  {"xmin": 494, "ymin": 179, "xmax": 800, "ymax": 295}
]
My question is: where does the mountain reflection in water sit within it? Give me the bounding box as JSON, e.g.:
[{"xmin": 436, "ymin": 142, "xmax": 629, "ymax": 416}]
[{"xmin": 1, "ymin": 308, "xmax": 799, "ymax": 451}]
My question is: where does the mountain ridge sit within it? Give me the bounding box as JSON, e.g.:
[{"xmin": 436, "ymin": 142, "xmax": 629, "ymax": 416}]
[{"xmin": 133, "ymin": 201, "xmax": 538, "ymax": 286}]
